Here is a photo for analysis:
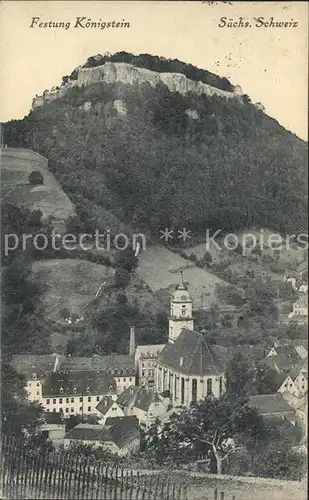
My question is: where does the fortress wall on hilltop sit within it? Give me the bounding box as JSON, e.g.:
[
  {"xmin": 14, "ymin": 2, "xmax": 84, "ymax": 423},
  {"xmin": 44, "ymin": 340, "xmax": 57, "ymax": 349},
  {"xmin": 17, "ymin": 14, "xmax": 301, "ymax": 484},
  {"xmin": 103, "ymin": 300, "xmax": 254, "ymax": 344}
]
[{"xmin": 32, "ymin": 62, "xmax": 242, "ymax": 109}]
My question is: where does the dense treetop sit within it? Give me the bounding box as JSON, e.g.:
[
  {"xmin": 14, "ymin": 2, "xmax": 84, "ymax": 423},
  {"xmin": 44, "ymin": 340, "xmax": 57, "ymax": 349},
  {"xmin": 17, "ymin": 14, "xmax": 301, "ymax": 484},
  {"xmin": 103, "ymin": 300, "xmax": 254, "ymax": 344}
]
[{"xmin": 3, "ymin": 75, "xmax": 307, "ymax": 237}]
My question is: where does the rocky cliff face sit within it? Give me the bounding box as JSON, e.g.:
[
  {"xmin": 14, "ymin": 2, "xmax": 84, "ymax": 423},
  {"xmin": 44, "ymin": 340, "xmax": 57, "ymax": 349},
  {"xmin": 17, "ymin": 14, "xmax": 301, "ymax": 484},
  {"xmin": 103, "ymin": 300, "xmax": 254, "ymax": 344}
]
[{"xmin": 32, "ymin": 62, "xmax": 242, "ymax": 109}]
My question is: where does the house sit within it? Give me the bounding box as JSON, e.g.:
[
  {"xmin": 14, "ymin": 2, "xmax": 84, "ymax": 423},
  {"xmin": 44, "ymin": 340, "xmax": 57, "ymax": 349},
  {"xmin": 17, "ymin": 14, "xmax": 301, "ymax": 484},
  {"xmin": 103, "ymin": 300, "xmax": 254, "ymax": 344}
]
[
  {"xmin": 275, "ymin": 373, "xmax": 299, "ymax": 398},
  {"xmin": 64, "ymin": 416, "xmax": 140, "ymax": 456},
  {"xmin": 285, "ymin": 261, "xmax": 308, "ymax": 282},
  {"xmin": 249, "ymin": 393, "xmax": 296, "ymax": 424},
  {"xmin": 38, "ymin": 411, "xmax": 66, "ymax": 446},
  {"xmin": 257, "ymin": 353, "xmax": 298, "ymax": 374},
  {"xmin": 10, "ymin": 354, "xmax": 63, "ymax": 402},
  {"xmin": 117, "ymin": 386, "xmax": 170, "ymax": 428},
  {"xmin": 265, "ymin": 344, "xmax": 301, "ymax": 364},
  {"xmin": 291, "ymin": 294, "xmax": 308, "ymax": 317},
  {"xmin": 59, "ymin": 354, "xmax": 136, "ymax": 394},
  {"xmin": 41, "ymin": 370, "xmax": 117, "ymax": 417},
  {"xmin": 135, "ymin": 344, "xmax": 165, "ymax": 388},
  {"xmin": 96, "ymin": 396, "xmax": 125, "ymax": 425}
]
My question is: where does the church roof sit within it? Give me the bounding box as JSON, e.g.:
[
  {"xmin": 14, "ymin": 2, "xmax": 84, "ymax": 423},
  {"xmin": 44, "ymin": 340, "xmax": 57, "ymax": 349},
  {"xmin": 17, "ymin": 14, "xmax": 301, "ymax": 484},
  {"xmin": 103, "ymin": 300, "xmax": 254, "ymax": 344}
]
[{"xmin": 157, "ymin": 329, "xmax": 225, "ymax": 376}]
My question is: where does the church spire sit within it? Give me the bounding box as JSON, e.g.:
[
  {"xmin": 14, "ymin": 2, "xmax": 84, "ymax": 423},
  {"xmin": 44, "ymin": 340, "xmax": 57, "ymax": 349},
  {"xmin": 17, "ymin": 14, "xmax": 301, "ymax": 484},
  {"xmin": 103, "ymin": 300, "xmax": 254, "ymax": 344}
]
[{"xmin": 168, "ymin": 280, "xmax": 194, "ymax": 343}]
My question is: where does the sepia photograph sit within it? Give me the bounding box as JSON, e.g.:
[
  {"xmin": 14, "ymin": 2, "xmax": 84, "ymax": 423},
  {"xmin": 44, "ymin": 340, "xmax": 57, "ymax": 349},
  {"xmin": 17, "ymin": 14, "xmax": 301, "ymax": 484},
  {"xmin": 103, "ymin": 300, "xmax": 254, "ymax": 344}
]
[{"xmin": 0, "ymin": 1, "xmax": 308, "ymax": 499}]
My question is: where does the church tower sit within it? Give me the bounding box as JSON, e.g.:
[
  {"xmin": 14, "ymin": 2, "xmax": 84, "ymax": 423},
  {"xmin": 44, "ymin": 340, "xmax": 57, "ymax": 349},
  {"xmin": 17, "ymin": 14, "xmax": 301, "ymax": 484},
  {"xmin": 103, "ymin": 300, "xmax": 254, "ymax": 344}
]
[{"xmin": 169, "ymin": 283, "xmax": 194, "ymax": 343}]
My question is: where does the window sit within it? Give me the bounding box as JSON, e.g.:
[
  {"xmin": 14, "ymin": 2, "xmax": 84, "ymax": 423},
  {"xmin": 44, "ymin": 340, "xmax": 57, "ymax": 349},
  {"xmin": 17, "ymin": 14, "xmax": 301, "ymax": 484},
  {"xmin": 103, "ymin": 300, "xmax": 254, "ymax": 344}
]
[
  {"xmin": 181, "ymin": 305, "xmax": 186, "ymax": 316},
  {"xmin": 86, "ymin": 387, "xmax": 90, "ymax": 393},
  {"xmin": 80, "ymin": 407, "xmax": 83, "ymax": 411},
  {"xmin": 96, "ymin": 396, "xmax": 100, "ymax": 402},
  {"xmin": 73, "ymin": 387, "xmax": 77, "ymax": 393},
  {"xmin": 59, "ymin": 398, "xmax": 63, "ymax": 404},
  {"xmin": 65, "ymin": 408, "xmax": 69, "ymax": 413},
  {"xmin": 60, "ymin": 388, "xmax": 64, "ymax": 394},
  {"xmin": 181, "ymin": 378, "xmax": 185, "ymax": 405},
  {"xmin": 142, "ymin": 371, "xmax": 145, "ymax": 377},
  {"xmin": 219, "ymin": 377, "xmax": 223, "ymax": 396},
  {"xmin": 53, "ymin": 399, "xmax": 56, "ymax": 404},
  {"xmin": 88, "ymin": 397, "xmax": 91, "ymax": 402},
  {"xmin": 207, "ymin": 378, "xmax": 212, "ymax": 396},
  {"xmin": 46, "ymin": 408, "xmax": 50, "ymax": 412},
  {"xmin": 28, "ymin": 382, "xmax": 32, "ymax": 387},
  {"xmin": 88, "ymin": 406, "xmax": 91, "ymax": 412},
  {"xmin": 71, "ymin": 398, "xmax": 74, "ymax": 403},
  {"xmin": 53, "ymin": 409, "xmax": 56, "ymax": 413},
  {"xmin": 79, "ymin": 397, "xmax": 83, "ymax": 402},
  {"xmin": 118, "ymin": 378, "xmax": 121, "ymax": 382},
  {"xmin": 46, "ymin": 399, "xmax": 50, "ymax": 405},
  {"xmin": 66, "ymin": 398, "xmax": 69, "ymax": 403},
  {"xmin": 71, "ymin": 408, "xmax": 74, "ymax": 412},
  {"xmin": 36, "ymin": 391, "xmax": 40, "ymax": 396},
  {"xmin": 37, "ymin": 382, "xmax": 40, "ymax": 387},
  {"xmin": 129, "ymin": 378, "xmax": 132, "ymax": 382},
  {"xmin": 192, "ymin": 379, "xmax": 197, "ymax": 403}
]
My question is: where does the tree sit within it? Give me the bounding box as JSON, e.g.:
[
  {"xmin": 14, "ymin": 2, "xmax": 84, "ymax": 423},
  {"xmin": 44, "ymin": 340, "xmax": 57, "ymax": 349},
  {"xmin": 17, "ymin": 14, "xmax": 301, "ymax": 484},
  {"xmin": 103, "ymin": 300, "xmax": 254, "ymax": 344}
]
[
  {"xmin": 202, "ymin": 251, "xmax": 212, "ymax": 267},
  {"xmin": 251, "ymin": 445, "xmax": 306, "ymax": 480},
  {"xmin": 146, "ymin": 394, "xmax": 267, "ymax": 474},
  {"xmin": 114, "ymin": 267, "xmax": 131, "ymax": 288},
  {"xmin": 226, "ymin": 352, "xmax": 255, "ymax": 396},
  {"xmin": 29, "ymin": 170, "xmax": 44, "ymax": 185},
  {"xmin": 1, "ymin": 363, "xmax": 44, "ymax": 438}
]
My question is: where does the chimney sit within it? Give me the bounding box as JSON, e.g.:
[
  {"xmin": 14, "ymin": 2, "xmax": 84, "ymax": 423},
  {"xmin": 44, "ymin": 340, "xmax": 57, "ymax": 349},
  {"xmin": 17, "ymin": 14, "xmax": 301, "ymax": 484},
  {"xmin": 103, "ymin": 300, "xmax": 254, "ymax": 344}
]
[
  {"xmin": 180, "ymin": 357, "xmax": 184, "ymax": 367},
  {"xmin": 129, "ymin": 326, "xmax": 135, "ymax": 356}
]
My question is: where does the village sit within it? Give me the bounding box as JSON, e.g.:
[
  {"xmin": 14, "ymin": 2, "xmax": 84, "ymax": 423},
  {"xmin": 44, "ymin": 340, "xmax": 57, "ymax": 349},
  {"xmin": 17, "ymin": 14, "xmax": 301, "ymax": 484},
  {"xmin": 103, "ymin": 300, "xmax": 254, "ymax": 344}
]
[{"xmin": 10, "ymin": 273, "xmax": 308, "ymax": 460}]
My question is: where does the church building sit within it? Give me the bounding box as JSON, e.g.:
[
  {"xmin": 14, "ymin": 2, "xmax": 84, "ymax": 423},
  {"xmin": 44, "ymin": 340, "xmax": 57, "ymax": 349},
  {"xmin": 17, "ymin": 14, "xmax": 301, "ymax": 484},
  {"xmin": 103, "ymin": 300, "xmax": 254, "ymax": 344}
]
[{"xmin": 155, "ymin": 282, "xmax": 226, "ymax": 407}]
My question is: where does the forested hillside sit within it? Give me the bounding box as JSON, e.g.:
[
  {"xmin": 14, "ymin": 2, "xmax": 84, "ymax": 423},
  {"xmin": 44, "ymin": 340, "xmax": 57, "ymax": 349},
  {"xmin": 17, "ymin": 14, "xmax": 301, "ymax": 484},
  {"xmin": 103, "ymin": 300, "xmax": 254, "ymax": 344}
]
[{"xmin": 3, "ymin": 56, "xmax": 308, "ymax": 237}]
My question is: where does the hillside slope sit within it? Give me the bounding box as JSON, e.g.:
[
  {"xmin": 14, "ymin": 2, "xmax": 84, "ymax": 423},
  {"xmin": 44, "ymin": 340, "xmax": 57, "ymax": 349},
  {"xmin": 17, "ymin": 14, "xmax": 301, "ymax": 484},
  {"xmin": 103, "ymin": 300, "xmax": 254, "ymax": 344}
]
[
  {"xmin": 1, "ymin": 147, "xmax": 76, "ymax": 228},
  {"xmin": 3, "ymin": 53, "xmax": 308, "ymax": 237}
]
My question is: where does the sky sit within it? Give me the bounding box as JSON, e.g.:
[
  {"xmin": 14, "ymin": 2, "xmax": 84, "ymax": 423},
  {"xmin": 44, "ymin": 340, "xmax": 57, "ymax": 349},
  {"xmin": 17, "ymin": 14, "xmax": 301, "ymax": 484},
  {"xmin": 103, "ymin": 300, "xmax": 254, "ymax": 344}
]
[{"xmin": 0, "ymin": 1, "xmax": 308, "ymax": 140}]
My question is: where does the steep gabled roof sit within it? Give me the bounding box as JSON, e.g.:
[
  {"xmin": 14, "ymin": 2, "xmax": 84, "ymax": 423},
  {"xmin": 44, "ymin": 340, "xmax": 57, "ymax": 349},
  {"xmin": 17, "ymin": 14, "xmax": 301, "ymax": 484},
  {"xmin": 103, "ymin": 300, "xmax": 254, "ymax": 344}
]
[
  {"xmin": 249, "ymin": 393, "xmax": 295, "ymax": 414},
  {"xmin": 116, "ymin": 386, "xmax": 157, "ymax": 412},
  {"xmin": 42, "ymin": 369, "xmax": 116, "ymax": 397},
  {"xmin": 96, "ymin": 396, "xmax": 117, "ymax": 415},
  {"xmin": 65, "ymin": 423, "xmax": 112, "ymax": 442},
  {"xmin": 157, "ymin": 329, "xmax": 225, "ymax": 376},
  {"xmin": 105, "ymin": 416, "xmax": 140, "ymax": 449},
  {"xmin": 59, "ymin": 355, "xmax": 135, "ymax": 376}
]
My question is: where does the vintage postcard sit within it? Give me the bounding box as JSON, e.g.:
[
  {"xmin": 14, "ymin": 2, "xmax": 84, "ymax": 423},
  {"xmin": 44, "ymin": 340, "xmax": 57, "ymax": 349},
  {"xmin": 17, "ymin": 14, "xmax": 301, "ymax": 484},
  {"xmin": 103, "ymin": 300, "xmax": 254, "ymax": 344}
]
[{"xmin": 0, "ymin": 1, "xmax": 308, "ymax": 499}]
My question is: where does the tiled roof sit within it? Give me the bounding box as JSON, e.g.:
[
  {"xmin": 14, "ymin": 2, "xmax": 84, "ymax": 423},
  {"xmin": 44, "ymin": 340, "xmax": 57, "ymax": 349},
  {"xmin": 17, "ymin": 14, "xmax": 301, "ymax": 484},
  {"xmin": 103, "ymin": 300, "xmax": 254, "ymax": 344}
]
[
  {"xmin": 65, "ymin": 423, "xmax": 111, "ymax": 442},
  {"xmin": 42, "ymin": 370, "xmax": 116, "ymax": 397},
  {"xmin": 96, "ymin": 396, "xmax": 116, "ymax": 415},
  {"xmin": 116, "ymin": 386, "xmax": 155, "ymax": 411},
  {"xmin": 10, "ymin": 354, "xmax": 62, "ymax": 379},
  {"xmin": 133, "ymin": 389, "xmax": 155, "ymax": 412},
  {"xmin": 135, "ymin": 344, "xmax": 166, "ymax": 358},
  {"xmin": 271, "ymin": 345, "xmax": 301, "ymax": 364},
  {"xmin": 105, "ymin": 416, "xmax": 140, "ymax": 449},
  {"xmin": 249, "ymin": 393, "xmax": 295, "ymax": 414},
  {"xmin": 157, "ymin": 329, "xmax": 225, "ymax": 376},
  {"xmin": 117, "ymin": 386, "xmax": 140, "ymax": 408},
  {"xmin": 59, "ymin": 355, "xmax": 135, "ymax": 376},
  {"xmin": 66, "ymin": 417, "xmax": 140, "ymax": 449},
  {"xmin": 257, "ymin": 354, "xmax": 296, "ymax": 373}
]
